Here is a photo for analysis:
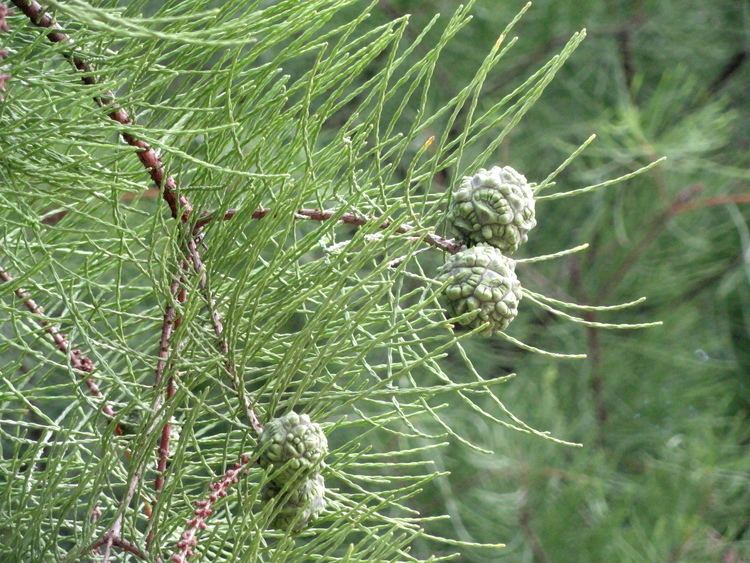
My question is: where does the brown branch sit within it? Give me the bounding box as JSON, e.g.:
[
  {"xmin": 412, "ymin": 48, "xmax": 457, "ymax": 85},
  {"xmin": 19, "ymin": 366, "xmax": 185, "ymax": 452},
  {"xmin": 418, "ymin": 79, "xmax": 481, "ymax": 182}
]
[
  {"xmin": 171, "ymin": 455, "xmax": 252, "ymax": 563},
  {"xmin": 0, "ymin": 265, "xmax": 117, "ymax": 419},
  {"xmin": 152, "ymin": 277, "xmax": 185, "ymax": 490},
  {"xmin": 46, "ymin": 199, "xmax": 463, "ymax": 255},
  {"xmin": 611, "ymin": 192, "xmax": 750, "ymax": 314},
  {"xmin": 10, "ymin": 0, "xmax": 192, "ymax": 223},
  {"xmin": 671, "ymin": 193, "xmax": 750, "ymax": 215},
  {"xmin": 95, "ymin": 374, "xmax": 179, "ymax": 562},
  {"xmin": 0, "ymin": 4, "xmax": 10, "ymax": 32},
  {"xmin": 570, "ymin": 258, "xmax": 608, "ymax": 441},
  {"xmin": 146, "ymin": 265, "xmax": 188, "ymax": 550},
  {"xmin": 195, "ymin": 207, "xmax": 464, "ymax": 254},
  {"xmin": 91, "ymin": 533, "xmax": 150, "ymax": 560},
  {"xmin": 584, "ymin": 313, "xmax": 607, "ymax": 431}
]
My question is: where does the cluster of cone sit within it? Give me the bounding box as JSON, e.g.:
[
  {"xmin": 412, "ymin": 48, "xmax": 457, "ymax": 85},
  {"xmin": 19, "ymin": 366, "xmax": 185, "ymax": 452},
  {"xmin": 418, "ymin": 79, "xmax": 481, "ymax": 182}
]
[
  {"xmin": 258, "ymin": 411, "xmax": 328, "ymax": 531},
  {"xmin": 439, "ymin": 166, "xmax": 536, "ymax": 334}
]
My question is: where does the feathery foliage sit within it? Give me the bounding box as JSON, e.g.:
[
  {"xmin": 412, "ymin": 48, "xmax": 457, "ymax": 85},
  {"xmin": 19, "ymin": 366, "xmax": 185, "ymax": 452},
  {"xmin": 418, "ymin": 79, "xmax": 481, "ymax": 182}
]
[{"xmin": 0, "ymin": 0, "xmax": 717, "ymax": 561}]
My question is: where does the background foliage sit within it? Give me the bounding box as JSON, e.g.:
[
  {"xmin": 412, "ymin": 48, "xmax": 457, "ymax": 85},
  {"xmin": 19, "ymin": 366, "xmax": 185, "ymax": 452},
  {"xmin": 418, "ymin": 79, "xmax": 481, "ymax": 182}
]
[
  {"xmin": 0, "ymin": 0, "xmax": 748, "ymax": 561},
  {"xmin": 371, "ymin": 1, "xmax": 750, "ymax": 561}
]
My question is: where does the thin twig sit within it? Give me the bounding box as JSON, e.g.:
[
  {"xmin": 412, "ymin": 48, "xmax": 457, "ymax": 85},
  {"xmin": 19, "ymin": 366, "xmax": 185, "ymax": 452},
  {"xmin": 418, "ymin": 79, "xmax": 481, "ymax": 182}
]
[
  {"xmin": 171, "ymin": 455, "xmax": 252, "ymax": 563},
  {"xmin": 186, "ymin": 236, "xmax": 264, "ymax": 434},
  {"xmin": 45, "ymin": 201, "xmax": 463, "ymax": 255},
  {"xmin": 0, "ymin": 265, "xmax": 117, "ymax": 419},
  {"xmin": 153, "ymin": 274, "xmax": 186, "ymax": 490},
  {"xmin": 671, "ymin": 193, "xmax": 750, "ymax": 216},
  {"xmin": 195, "ymin": 207, "xmax": 464, "ymax": 254},
  {"xmin": 91, "ymin": 533, "xmax": 150, "ymax": 560},
  {"xmin": 147, "ymin": 264, "xmax": 188, "ymax": 549}
]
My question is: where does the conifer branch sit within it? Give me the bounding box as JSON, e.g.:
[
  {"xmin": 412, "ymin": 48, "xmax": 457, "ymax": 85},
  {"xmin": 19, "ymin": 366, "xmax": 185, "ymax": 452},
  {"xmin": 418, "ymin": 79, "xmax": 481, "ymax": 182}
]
[
  {"xmin": 171, "ymin": 455, "xmax": 252, "ymax": 563},
  {"xmin": 91, "ymin": 534, "xmax": 149, "ymax": 561},
  {"xmin": 195, "ymin": 207, "xmax": 464, "ymax": 254},
  {"xmin": 152, "ymin": 267, "xmax": 188, "ymax": 495},
  {"xmin": 10, "ymin": 0, "xmax": 192, "ymax": 222},
  {"xmin": 7, "ymin": 1, "xmax": 259, "ymax": 558},
  {"xmin": 0, "ymin": 265, "xmax": 117, "ymax": 419}
]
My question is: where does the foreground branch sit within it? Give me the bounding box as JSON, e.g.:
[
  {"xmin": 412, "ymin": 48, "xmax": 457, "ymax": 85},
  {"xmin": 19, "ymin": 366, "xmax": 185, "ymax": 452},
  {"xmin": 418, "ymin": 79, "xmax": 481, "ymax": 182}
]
[
  {"xmin": 45, "ymin": 202, "xmax": 463, "ymax": 255},
  {"xmin": 149, "ymin": 268, "xmax": 188, "ymax": 547},
  {"xmin": 8, "ymin": 2, "xmax": 258, "ymax": 560},
  {"xmin": 10, "ymin": 3, "xmax": 456, "ymax": 560},
  {"xmin": 171, "ymin": 455, "xmax": 252, "ymax": 563},
  {"xmin": 11, "ymin": 0, "xmax": 191, "ymax": 222}
]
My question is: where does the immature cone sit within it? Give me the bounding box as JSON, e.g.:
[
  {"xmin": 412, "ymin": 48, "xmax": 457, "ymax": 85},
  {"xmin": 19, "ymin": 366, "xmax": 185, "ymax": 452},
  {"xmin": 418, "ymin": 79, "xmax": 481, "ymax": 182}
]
[
  {"xmin": 437, "ymin": 244, "xmax": 522, "ymax": 334},
  {"xmin": 448, "ymin": 165, "xmax": 536, "ymax": 253},
  {"xmin": 259, "ymin": 412, "xmax": 328, "ymax": 483},
  {"xmin": 263, "ymin": 474, "xmax": 327, "ymax": 531}
]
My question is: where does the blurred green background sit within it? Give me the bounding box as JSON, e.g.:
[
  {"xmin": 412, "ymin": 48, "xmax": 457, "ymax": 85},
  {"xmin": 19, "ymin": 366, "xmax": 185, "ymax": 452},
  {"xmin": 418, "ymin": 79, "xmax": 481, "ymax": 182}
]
[{"xmin": 369, "ymin": 1, "xmax": 750, "ymax": 561}]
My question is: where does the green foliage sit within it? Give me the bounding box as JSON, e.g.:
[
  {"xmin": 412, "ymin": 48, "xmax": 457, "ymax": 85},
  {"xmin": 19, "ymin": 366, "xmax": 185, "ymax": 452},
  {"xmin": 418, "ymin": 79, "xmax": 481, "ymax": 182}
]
[
  {"xmin": 0, "ymin": 0, "xmax": 747, "ymax": 562},
  {"xmin": 372, "ymin": 1, "xmax": 750, "ymax": 561}
]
